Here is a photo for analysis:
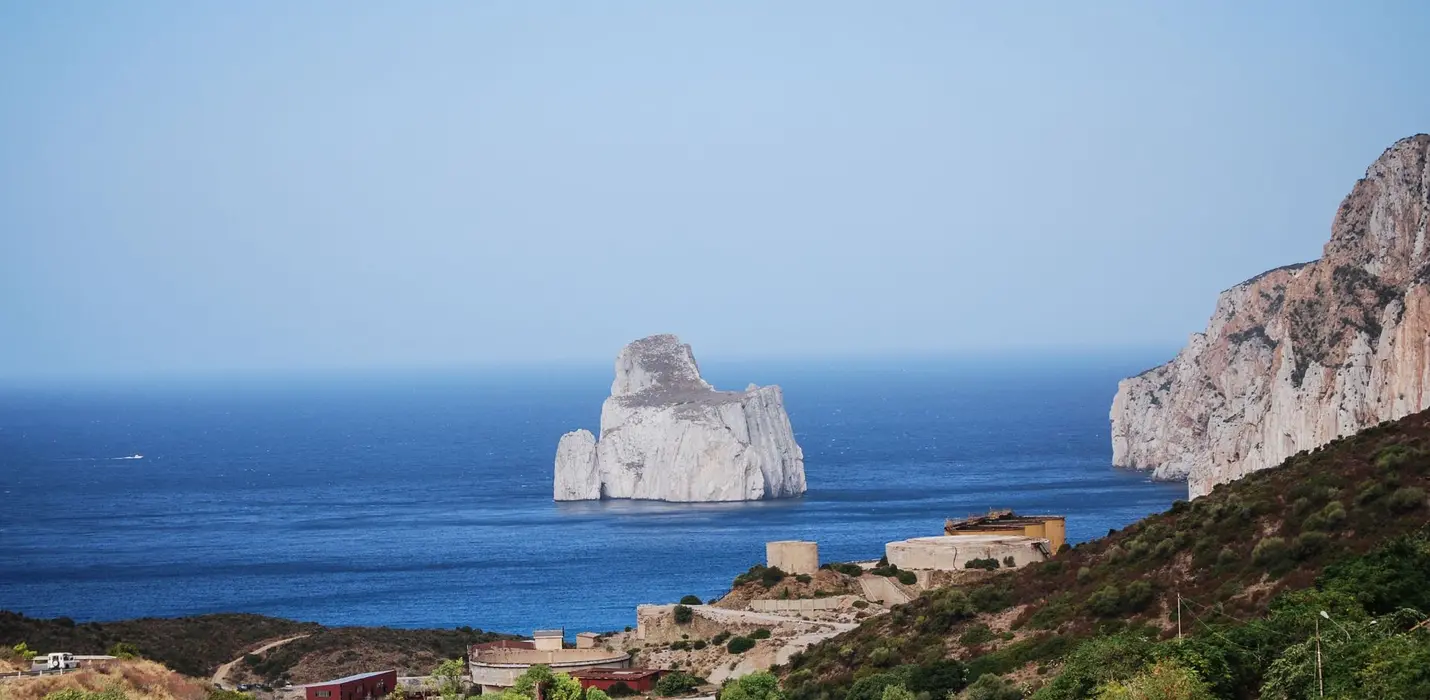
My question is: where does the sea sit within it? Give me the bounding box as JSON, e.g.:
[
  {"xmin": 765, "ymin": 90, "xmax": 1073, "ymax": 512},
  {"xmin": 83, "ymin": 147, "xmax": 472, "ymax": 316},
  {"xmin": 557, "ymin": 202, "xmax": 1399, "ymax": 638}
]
[{"xmin": 0, "ymin": 354, "xmax": 1185, "ymax": 636}]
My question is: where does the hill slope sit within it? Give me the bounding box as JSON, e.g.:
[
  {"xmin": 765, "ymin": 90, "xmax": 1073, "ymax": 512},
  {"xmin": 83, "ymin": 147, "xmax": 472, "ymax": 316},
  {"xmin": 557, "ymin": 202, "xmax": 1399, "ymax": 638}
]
[{"xmin": 782, "ymin": 410, "xmax": 1430, "ymax": 699}]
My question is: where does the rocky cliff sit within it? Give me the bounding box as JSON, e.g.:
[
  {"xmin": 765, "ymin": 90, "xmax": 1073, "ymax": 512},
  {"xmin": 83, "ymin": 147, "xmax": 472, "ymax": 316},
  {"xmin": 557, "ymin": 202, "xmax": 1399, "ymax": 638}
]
[
  {"xmin": 553, "ymin": 334, "xmax": 806, "ymax": 502},
  {"xmin": 1112, "ymin": 134, "xmax": 1430, "ymax": 498}
]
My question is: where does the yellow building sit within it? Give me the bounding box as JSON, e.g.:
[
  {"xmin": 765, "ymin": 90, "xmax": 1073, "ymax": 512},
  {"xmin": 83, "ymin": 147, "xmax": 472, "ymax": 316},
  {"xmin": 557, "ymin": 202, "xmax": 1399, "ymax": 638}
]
[{"xmin": 943, "ymin": 510, "xmax": 1066, "ymax": 555}]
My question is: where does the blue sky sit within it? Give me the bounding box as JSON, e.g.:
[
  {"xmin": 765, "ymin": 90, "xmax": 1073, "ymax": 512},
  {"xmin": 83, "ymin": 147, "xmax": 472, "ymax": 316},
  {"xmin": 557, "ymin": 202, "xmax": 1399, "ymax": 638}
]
[{"xmin": 2, "ymin": 2, "xmax": 1427, "ymax": 379}]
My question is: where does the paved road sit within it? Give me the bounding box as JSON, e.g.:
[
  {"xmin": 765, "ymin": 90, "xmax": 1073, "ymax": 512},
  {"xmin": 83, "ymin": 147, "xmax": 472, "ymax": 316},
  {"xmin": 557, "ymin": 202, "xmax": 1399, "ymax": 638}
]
[{"xmin": 212, "ymin": 635, "xmax": 311, "ymax": 689}]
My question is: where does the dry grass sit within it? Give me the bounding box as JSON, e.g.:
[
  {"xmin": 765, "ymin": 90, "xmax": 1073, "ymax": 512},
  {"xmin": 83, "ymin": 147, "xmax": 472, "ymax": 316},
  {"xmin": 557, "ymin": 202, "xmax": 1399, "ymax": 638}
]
[{"xmin": 0, "ymin": 660, "xmax": 207, "ymax": 700}]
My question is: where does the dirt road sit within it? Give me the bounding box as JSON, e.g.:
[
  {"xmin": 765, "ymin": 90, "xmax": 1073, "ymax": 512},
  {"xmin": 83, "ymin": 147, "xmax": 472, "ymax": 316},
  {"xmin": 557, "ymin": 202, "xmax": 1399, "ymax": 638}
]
[{"xmin": 212, "ymin": 635, "xmax": 310, "ymax": 689}]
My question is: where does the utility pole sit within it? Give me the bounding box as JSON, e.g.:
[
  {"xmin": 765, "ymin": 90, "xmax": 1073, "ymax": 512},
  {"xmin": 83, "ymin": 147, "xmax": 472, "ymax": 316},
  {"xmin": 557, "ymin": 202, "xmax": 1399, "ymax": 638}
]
[
  {"xmin": 1315, "ymin": 616, "xmax": 1324, "ymax": 698},
  {"xmin": 1176, "ymin": 591, "xmax": 1182, "ymax": 640}
]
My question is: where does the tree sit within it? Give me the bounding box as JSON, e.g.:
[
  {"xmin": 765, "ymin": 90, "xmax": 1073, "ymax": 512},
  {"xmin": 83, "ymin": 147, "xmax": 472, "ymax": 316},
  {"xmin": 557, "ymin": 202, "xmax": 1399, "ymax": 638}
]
[
  {"xmin": 674, "ymin": 605, "xmax": 694, "ymax": 625},
  {"xmin": 587, "ymin": 690, "xmax": 611, "ymax": 700},
  {"xmin": 679, "ymin": 596, "xmax": 704, "ymax": 606},
  {"xmin": 1094, "ymin": 660, "xmax": 1214, "ymax": 700},
  {"xmin": 656, "ymin": 672, "xmax": 704, "ymax": 696},
  {"xmin": 879, "ymin": 685, "xmax": 915, "ymax": 700},
  {"xmin": 719, "ymin": 672, "xmax": 784, "ymax": 700},
  {"xmin": 108, "ymin": 642, "xmax": 140, "ymax": 659},
  {"xmin": 429, "ymin": 659, "xmax": 467, "ymax": 700},
  {"xmin": 510, "ymin": 665, "xmax": 581, "ymax": 700},
  {"xmin": 959, "ymin": 674, "xmax": 1023, "ymax": 700},
  {"xmin": 13, "ymin": 642, "xmax": 38, "ymax": 661}
]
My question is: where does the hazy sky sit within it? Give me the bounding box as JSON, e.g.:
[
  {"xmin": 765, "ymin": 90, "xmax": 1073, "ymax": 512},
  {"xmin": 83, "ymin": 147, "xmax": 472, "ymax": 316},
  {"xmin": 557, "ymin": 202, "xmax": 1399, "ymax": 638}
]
[{"xmin": 2, "ymin": 2, "xmax": 1427, "ymax": 379}]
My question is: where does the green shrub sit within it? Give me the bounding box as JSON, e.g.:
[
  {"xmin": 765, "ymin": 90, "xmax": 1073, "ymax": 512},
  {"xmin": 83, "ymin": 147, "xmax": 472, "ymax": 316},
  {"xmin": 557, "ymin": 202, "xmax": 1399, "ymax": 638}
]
[
  {"xmin": 830, "ymin": 562, "xmax": 865, "ymax": 577},
  {"xmin": 960, "ymin": 674, "xmax": 1023, "ymax": 700},
  {"xmin": 1303, "ymin": 501, "xmax": 1347, "ymax": 531},
  {"xmin": 1373, "ymin": 444, "xmax": 1427, "ymax": 471},
  {"xmin": 606, "ymin": 682, "xmax": 635, "ymax": 697},
  {"xmin": 1387, "ymin": 487, "xmax": 1425, "ymax": 512},
  {"xmin": 1251, "ymin": 537, "xmax": 1290, "ymax": 569},
  {"xmin": 673, "ymin": 605, "xmax": 694, "ymax": 624},
  {"xmin": 852, "ymin": 600, "xmax": 870, "ymax": 609},
  {"xmin": 710, "ymin": 631, "xmax": 731, "ymax": 645},
  {"xmin": 655, "ymin": 671, "xmax": 702, "ymax": 696},
  {"xmin": 906, "ymin": 659, "xmax": 968, "ymax": 697},
  {"xmin": 964, "ymin": 558, "xmax": 1000, "ymax": 571},
  {"xmin": 107, "ymin": 642, "xmax": 140, "ymax": 659},
  {"xmin": 750, "ymin": 628, "xmax": 771, "ymax": 640},
  {"xmin": 971, "ymin": 586, "xmax": 1012, "ymax": 613},
  {"xmin": 1031, "ymin": 634, "xmax": 1154, "ymax": 700},
  {"xmin": 679, "ymin": 595, "xmax": 704, "ymax": 606},
  {"xmin": 727, "ymin": 636, "xmax": 755, "ymax": 654},
  {"xmin": 692, "ymin": 640, "xmax": 707, "ymax": 650},
  {"xmin": 760, "ymin": 567, "xmax": 787, "ymax": 588},
  {"xmin": 896, "ymin": 571, "xmax": 917, "ymax": 585},
  {"xmin": 670, "ymin": 640, "xmax": 689, "ymax": 651},
  {"xmin": 958, "ymin": 625, "xmax": 995, "ymax": 647},
  {"xmin": 1086, "ymin": 585, "xmax": 1123, "ymax": 617},
  {"xmin": 1355, "ymin": 482, "xmax": 1385, "ymax": 505},
  {"xmin": 795, "ymin": 574, "xmax": 812, "ymax": 584},
  {"xmin": 1001, "ymin": 556, "xmax": 1017, "ymax": 568},
  {"xmin": 1291, "ymin": 531, "xmax": 1329, "ymax": 560}
]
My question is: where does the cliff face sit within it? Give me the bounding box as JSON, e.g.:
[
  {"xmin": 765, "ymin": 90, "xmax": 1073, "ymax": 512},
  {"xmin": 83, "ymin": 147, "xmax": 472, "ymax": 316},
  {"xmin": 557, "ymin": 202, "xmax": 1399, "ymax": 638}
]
[
  {"xmin": 1112, "ymin": 134, "xmax": 1430, "ymax": 498},
  {"xmin": 553, "ymin": 334, "xmax": 807, "ymax": 502}
]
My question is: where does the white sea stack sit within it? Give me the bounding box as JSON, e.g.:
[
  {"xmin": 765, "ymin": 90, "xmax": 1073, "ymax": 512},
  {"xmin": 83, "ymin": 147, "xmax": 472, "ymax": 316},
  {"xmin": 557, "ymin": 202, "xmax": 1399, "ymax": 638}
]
[{"xmin": 553, "ymin": 334, "xmax": 806, "ymax": 502}]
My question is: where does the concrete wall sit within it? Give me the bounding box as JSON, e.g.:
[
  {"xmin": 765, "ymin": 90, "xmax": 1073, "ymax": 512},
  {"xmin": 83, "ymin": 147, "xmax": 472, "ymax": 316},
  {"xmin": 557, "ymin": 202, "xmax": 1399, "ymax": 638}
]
[
  {"xmin": 766, "ymin": 541, "xmax": 818, "ymax": 575},
  {"xmin": 748, "ymin": 595, "xmax": 860, "ymax": 612},
  {"xmin": 637, "ymin": 605, "xmax": 732, "ymax": 643},
  {"xmin": 470, "ymin": 649, "xmax": 629, "ymax": 693},
  {"xmin": 886, "ymin": 535, "xmax": 1046, "ymax": 571}
]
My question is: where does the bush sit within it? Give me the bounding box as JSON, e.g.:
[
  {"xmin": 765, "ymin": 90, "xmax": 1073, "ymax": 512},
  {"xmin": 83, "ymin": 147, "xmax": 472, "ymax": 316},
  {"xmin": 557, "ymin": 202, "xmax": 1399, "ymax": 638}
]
[
  {"xmin": 1002, "ymin": 556, "xmax": 1017, "ymax": 568},
  {"xmin": 964, "ymin": 558, "xmax": 1000, "ymax": 571},
  {"xmin": 896, "ymin": 571, "xmax": 917, "ymax": 586},
  {"xmin": 831, "ymin": 563, "xmax": 865, "ymax": 577},
  {"xmin": 710, "ymin": 631, "xmax": 731, "ymax": 646},
  {"xmin": 1076, "ymin": 566, "xmax": 1092, "ymax": 582},
  {"xmin": 1303, "ymin": 501, "xmax": 1347, "ymax": 531},
  {"xmin": 971, "ymin": 586, "xmax": 1012, "ymax": 613},
  {"xmin": 750, "ymin": 628, "xmax": 771, "ymax": 640},
  {"xmin": 1251, "ymin": 537, "xmax": 1291, "ymax": 571},
  {"xmin": 1086, "ymin": 585, "xmax": 1123, "ymax": 617},
  {"xmin": 1291, "ymin": 531, "xmax": 1329, "ymax": 560},
  {"xmin": 760, "ymin": 567, "xmax": 787, "ymax": 588},
  {"xmin": 670, "ymin": 640, "xmax": 689, "ymax": 651},
  {"xmin": 693, "ymin": 640, "xmax": 707, "ymax": 650},
  {"xmin": 107, "ymin": 642, "xmax": 140, "ymax": 659},
  {"xmin": 1373, "ymin": 444, "xmax": 1427, "ymax": 471},
  {"xmin": 795, "ymin": 574, "xmax": 812, "ymax": 584},
  {"xmin": 1387, "ymin": 487, "xmax": 1425, "ymax": 512},
  {"xmin": 726, "ymin": 636, "xmax": 756, "ymax": 654},
  {"xmin": 673, "ymin": 605, "xmax": 694, "ymax": 625},
  {"xmin": 679, "ymin": 595, "xmax": 704, "ymax": 606},
  {"xmin": 606, "ymin": 682, "xmax": 635, "ymax": 697},
  {"xmin": 655, "ymin": 671, "xmax": 703, "ymax": 696},
  {"xmin": 958, "ymin": 625, "xmax": 995, "ymax": 646},
  {"xmin": 852, "ymin": 600, "xmax": 870, "ymax": 609},
  {"xmin": 960, "ymin": 674, "xmax": 1023, "ymax": 700}
]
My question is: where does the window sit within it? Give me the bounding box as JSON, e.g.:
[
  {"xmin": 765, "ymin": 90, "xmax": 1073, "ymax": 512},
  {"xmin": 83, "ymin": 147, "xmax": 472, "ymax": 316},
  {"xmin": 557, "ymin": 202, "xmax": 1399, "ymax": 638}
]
[{"xmin": 315, "ymin": 692, "xmax": 331, "ymax": 698}]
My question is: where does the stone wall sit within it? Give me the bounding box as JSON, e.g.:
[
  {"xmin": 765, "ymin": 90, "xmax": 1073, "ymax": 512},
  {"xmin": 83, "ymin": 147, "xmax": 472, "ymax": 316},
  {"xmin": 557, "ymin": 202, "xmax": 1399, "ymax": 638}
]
[{"xmin": 748, "ymin": 595, "xmax": 859, "ymax": 612}]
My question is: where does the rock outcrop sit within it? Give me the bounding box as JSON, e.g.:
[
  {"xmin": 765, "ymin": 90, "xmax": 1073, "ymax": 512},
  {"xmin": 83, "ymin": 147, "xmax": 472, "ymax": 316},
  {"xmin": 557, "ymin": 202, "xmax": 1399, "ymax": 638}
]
[
  {"xmin": 1112, "ymin": 134, "xmax": 1430, "ymax": 498},
  {"xmin": 553, "ymin": 334, "xmax": 807, "ymax": 502}
]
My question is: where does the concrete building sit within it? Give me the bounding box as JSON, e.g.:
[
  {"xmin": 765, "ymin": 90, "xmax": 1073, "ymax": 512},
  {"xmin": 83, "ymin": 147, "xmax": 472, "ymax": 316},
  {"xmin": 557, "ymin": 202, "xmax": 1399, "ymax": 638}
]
[
  {"xmin": 469, "ymin": 635, "xmax": 629, "ymax": 694},
  {"xmin": 533, "ymin": 629, "xmax": 564, "ymax": 651},
  {"xmin": 569, "ymin": 669, "xmax": 664, "ymax": 693},
  {"xmin": 944, "ymin": 511, "xmax": 1066, "ymax": 554},
  {"xmin": 766, "ymin": 540, "xmax": 818, "ymax": 574},
  {"xmin": 575, "ymin": 632, "xmax": 601, "ymax": 649},
  {"xmin": 303, "ymin": 670, "xmax": 397, "ymax": 700},
  {"xmin": 886, "ymin": 534, "xmax": 1048, "ymax": 571}
]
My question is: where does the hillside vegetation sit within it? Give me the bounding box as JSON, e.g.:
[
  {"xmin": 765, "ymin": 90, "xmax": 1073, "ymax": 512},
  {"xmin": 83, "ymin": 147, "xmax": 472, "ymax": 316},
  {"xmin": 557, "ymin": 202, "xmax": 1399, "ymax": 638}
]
[
  {"xmin": 0, "ymin": 614, "xmax": 316, "ymax": 678},
  {"xmin": 780, "ymin": 411, "xmax": 1430, "ymax": 699},
  {"xmin": 0, "ymin": 613, "xmax": 514, "ymax": 684},
  {"xmin": 0, "ymin": 659, "xmax": 208, "ymax": 700}
]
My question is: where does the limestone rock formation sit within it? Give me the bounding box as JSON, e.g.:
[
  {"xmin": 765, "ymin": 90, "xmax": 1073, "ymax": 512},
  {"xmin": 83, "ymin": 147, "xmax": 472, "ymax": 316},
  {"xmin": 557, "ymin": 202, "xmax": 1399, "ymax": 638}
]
[
  {"xmin": 553, "ymin": 334, "xmax": 807, "ymax": 502},
  {"xmin": 1112, "ymin": 134, "xmax": 1430, "ymax": 498}
]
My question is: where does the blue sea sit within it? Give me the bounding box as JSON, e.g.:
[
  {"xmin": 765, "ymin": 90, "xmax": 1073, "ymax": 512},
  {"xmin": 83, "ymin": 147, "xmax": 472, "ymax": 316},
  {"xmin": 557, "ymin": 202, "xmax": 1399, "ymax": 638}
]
[{"xmin": 0, "ymin": 355, "xmax": 1184, "ymax": 635}]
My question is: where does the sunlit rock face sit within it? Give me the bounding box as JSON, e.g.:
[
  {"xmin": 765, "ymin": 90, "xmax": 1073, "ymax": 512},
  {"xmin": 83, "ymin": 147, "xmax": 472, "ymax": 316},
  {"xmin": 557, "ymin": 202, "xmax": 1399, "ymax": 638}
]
[
  {"xmin": 553, "ymin": 334, "xmax": 806, "ymax": 502},
  {"xmin": 1112, "ymin": 134, "xmax": 1430, "ymax": 498}
]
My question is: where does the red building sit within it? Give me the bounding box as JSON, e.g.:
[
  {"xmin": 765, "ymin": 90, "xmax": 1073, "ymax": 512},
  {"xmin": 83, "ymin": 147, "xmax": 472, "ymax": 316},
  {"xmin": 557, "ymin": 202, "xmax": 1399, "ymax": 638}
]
[
  {"xmin": 569, "ymin": 669, "xmax": 664, "ymax": 694},
  {"xmin": 304, "ymin": 670, "xmax": 399, "ymax": 700}
]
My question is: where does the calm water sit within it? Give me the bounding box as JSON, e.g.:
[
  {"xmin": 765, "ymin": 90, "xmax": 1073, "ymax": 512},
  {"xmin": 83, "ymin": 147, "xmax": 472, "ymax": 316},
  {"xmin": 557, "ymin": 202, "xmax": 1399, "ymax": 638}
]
[{"xmin": 0, "ymin": 356, "xmax": 1184, "ymax": 635}]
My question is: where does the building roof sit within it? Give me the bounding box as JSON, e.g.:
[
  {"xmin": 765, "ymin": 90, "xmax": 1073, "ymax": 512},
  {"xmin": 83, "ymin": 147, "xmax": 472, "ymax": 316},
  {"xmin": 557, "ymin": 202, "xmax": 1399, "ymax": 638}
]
[
  {"xmin": 944, "ymin": 510, "xmax": 1064, "ymax": 535},
  {"xmin": 533, "ymin": 629, "xmax": 564, "ymax": 637},
  {"xmin": 306, "ymin": 670, "xmax": 396, "ymax": 686},
  {"xmin": 576, "ymin": 632, "xmax": 600, "ymax": 638},
  {"xmin": 569, "ymin": 669, "xmax": 663, "ymax": 681}
]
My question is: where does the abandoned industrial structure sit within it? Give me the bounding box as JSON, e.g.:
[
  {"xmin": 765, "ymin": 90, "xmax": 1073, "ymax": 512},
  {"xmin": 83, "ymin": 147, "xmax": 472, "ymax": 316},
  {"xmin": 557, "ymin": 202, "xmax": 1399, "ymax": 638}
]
[
  {"xmin": 884, "ymin": 511, "xmax": 1067, "ymax": 571},
  {"xmin": 467, "ymin": 630, "xmax": 630, "ymax": 693}
]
